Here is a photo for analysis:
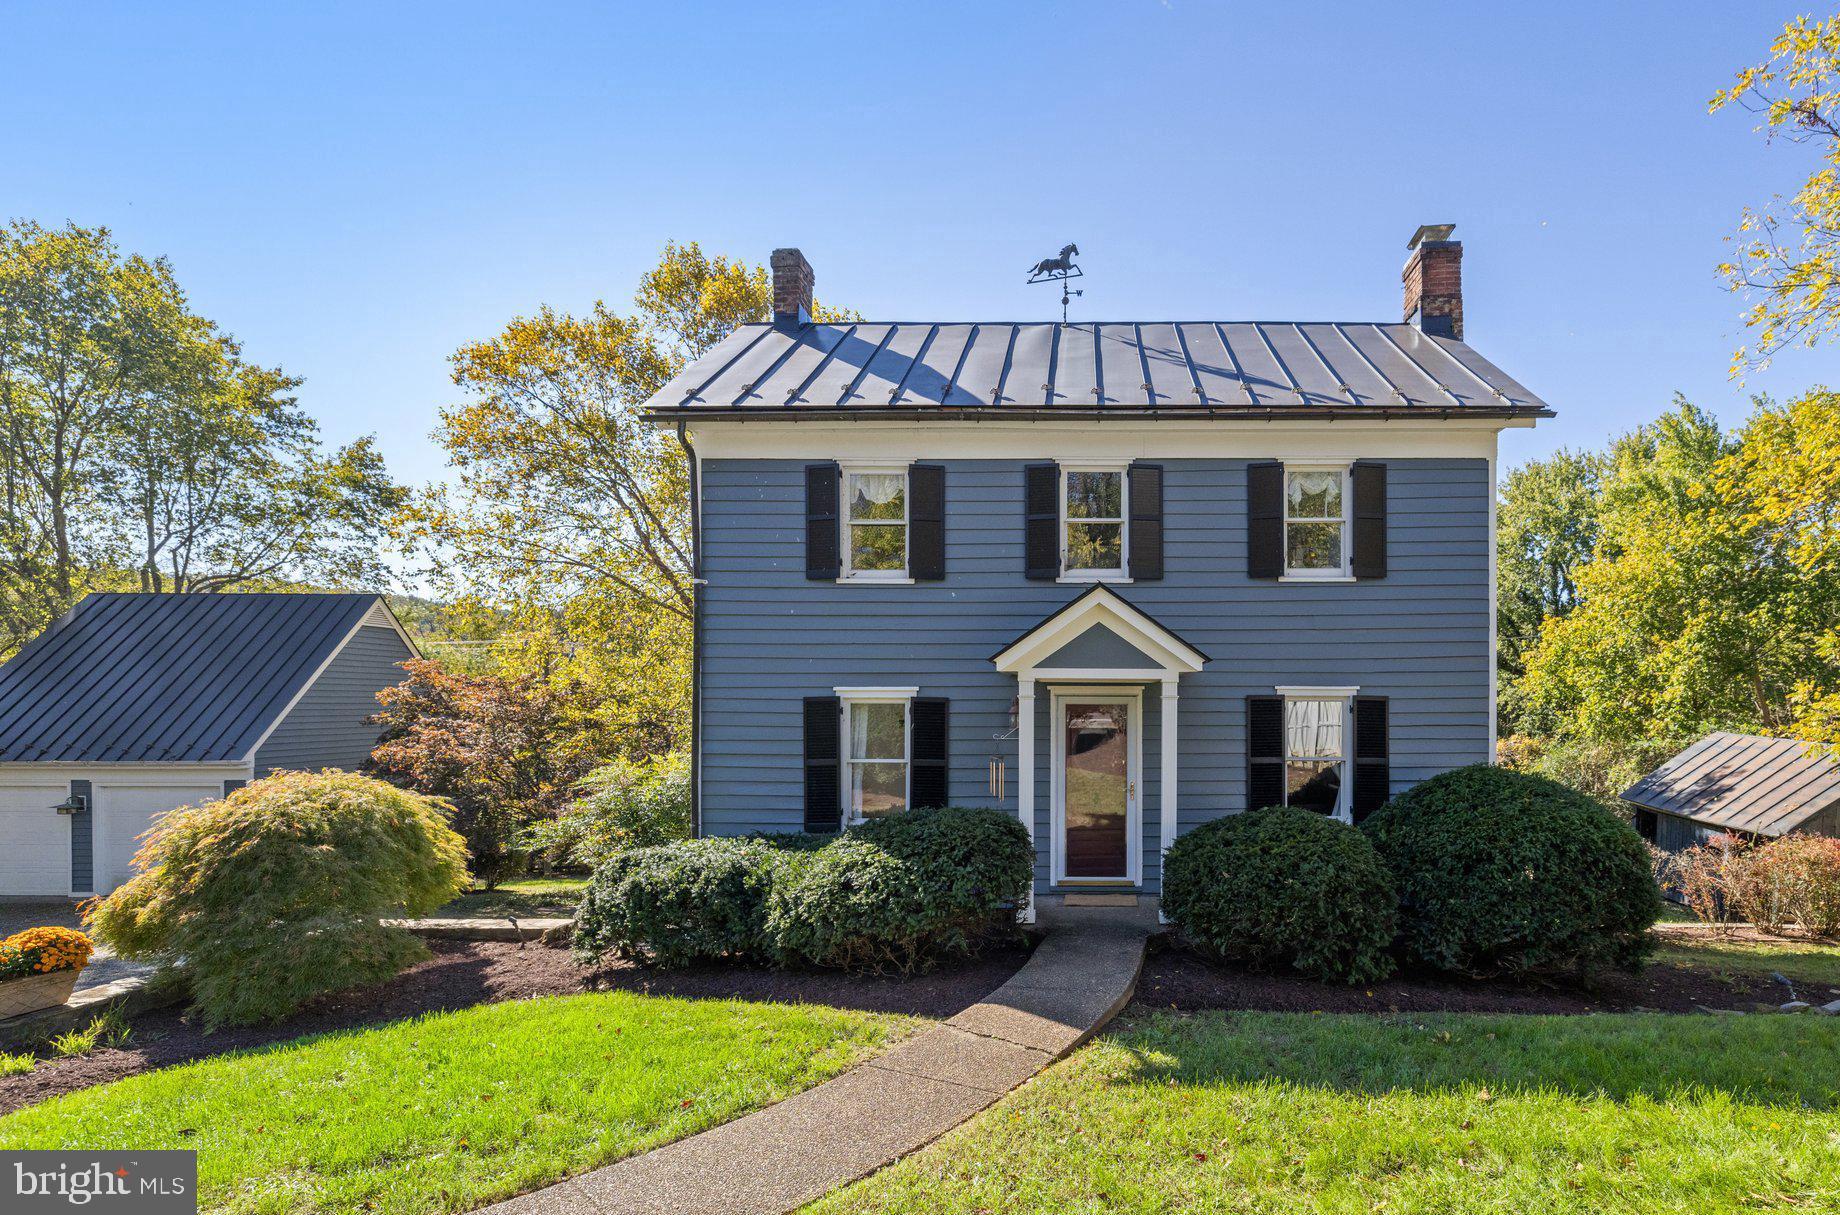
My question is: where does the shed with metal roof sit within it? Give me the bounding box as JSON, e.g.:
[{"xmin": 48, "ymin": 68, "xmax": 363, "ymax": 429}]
[
  {"xmin": 0, "ymin": 593, "xmax": 417, "ymax": 898},
  {"xmin": 1620, "ymin": 732, "xmax": 1840, "ymax": 856}
]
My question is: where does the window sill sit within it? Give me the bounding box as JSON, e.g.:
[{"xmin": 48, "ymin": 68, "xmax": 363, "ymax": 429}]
[
  {"xmin": 1279, "ymin": 574, "xmax": 1356, "ymax": 584},
  {"xmin": 837, "ymin": 575, "xmax": 916, "ymax": 585},
  {"xmin": 1057, "ymin": 573, "xmax": 1133, "ymax": 585}
]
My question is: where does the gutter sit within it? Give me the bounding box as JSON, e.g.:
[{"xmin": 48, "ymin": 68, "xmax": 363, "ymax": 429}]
[
  {"xmin": 645, "ymin": 405, "xmax": 1555, "ymax": 423},
  {"xmin": 676, "ymin": 419, "xmax": 703, "ymax": 838}
]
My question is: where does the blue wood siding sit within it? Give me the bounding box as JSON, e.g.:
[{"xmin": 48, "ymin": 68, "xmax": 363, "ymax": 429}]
[
  {"xmin": 253, "ymin": 626, "xmax": 413, "ymax": 777},
  {"xmin": 69, "ymin": 778, "xmax": 92, "ymax": 893},
  {"xmin": 698, "ymin": 457, "xmax": 1492, "ymax": 893}
]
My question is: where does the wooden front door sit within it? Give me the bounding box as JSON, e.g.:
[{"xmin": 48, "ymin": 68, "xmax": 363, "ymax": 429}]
[{"xmin": 1055, "ymin": 694, "xmax": 1137, "ymax": 881}]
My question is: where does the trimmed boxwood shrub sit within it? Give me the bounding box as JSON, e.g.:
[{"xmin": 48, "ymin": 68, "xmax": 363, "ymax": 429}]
[
  {"xmin": 1160, "ymin": 805, "xmax": 1397, "ymax": 984},
  {"xmin": 1361, "ymin": 764, "xmax": 1661, "ymax": 978},
  {"xmin": 84, "ymin": 769, "xmax": 469, "ymax": 1027},
  {"xmin": 573, "ymin": 838, "xmax": 800, "ymax": 968},
  {"xmin": 768, "ymin": 806, "xmax": 1033, "ymax": 973}
]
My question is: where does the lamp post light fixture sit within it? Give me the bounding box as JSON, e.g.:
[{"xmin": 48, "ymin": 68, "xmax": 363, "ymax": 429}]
[{"xmin": 51, "ymin": 793, "xmax": 86, "ymax": 816}]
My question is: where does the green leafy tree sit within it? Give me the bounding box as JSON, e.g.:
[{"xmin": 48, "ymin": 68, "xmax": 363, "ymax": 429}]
[
  {"xmin": 1496, "ymin": 447, "xmax": 1604, "ymax": 728},
  {"xmin": 1516, "ymin": 394, "xmax": 1840, "ymax": 789},
  {"xmin": 0, "ymin": 218, "xmax": 402, "ymax": 654}
]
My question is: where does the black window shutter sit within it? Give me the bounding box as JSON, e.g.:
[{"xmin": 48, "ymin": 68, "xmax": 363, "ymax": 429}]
[
  {"xmin": 803, "ymin": 696, "xmax": 842, "ymax": 832},
  {"xmin": 1127, "ymin": 462, "xmax": 1164, "ymax": 581},
  {"xmin": 909, "ymin": 464, "xmax": 946, "ymax": 581},
  {"xmin": 805, "ymin": 463, "xmax": 841, "ymax": 581},
  {"xmin": 1351, "ymin": 462, "xmax": 1388, "ymax": 580},
  {"xmin": 1351, "ymin": 696, "xmax": 1390, "ymax": 823},
  {"xmin": 1246, "ymin": 695, "xmax": 1285, "ymax": 811},
  {"xmin": 1247, "ymin": 462, "xmax": 1284, "ymax": 579},
  {"xmin": 910, "ymin": 697, "xmax": 950, "ymax": 808},
  {"xmin": 1023, "ymin": 462, "xmax": 1060, "ymax": 580}
]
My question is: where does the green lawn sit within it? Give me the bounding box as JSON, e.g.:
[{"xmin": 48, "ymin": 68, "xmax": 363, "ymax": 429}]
[
  {"xmin": 0, "ymin": 992, "xmax": 915, "ymax": 1215},
  {"xmin": 1651, "ymin": 929, "xmax": 1840, "ymax": 987},
  {"xmin": 437, "ymin": 875, "xmax": 587, "ymax": 919},
  {"xmin": 811, "ymin": 1010, "xmax": 1840, "ymax": 1214}
]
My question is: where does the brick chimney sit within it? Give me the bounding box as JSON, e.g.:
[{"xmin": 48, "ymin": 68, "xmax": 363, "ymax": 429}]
[
  {"xmin": 1402, "ymin": 224, "xmax": 1462, "ymax": 340},
  {"xmin": 771, "ymin": 248, "xmax": 814, "ymax": 330}
]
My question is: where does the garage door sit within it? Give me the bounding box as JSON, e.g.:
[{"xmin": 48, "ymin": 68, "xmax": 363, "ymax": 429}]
[
  {"xmin": 93, "ymin": 784, "xmax": 222, "ymax": 895},
  {"xmin": 0, "ymin": 781, "xmax": 73, "ymax": 897}
]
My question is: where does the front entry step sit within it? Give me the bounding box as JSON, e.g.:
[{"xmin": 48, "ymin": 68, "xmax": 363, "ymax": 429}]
[{"xmin": 1061, "ymin": 893, "xmax": 1139, "ymax": 908}]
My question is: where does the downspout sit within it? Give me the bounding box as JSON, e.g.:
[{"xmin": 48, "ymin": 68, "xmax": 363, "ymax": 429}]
[{"xmin": 676, "ymin": 420, "xmax": 703, "ymax": 838}]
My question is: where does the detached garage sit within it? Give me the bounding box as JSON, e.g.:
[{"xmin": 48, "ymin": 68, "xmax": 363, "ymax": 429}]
[{"xmin": 0, "ymin": 593, "xmax": 417, "ymax": 898}]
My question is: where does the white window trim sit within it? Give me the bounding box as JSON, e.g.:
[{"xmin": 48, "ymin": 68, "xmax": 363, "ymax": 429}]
[
  {"xmin": 1282, "ymin": 462, "xmax": 1352, "ymax": 580},
  {"xmin": 1277, "ymin": 685, "xmax": 1357, "ymax": 824},
  {"xmin": 835, "ymin": 686, "xmax": 916, "ymax": 825},
  {"xmin": 838, "ymin": 463, "xmax": 913, "ymax": 584},
  {"xmin": 1059, "ymin": 463, "xmax": 1131, "ymax": 582}
]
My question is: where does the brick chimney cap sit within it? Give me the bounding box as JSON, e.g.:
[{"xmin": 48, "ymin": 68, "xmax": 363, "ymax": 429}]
[{"xmin": 1407, "ymin": 223, "xmax": 1457, "ymax": 251}]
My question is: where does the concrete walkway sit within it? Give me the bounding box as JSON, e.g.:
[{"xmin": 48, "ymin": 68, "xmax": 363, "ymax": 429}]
[{"xmin": 480, "ymin": 905, "xmax": 1152, "ymax": 1215}]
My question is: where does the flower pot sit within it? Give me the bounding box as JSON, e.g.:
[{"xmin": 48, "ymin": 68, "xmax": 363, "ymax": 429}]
[{"xmin": 0, "ymin": 968, "xmax": 83, "ymax": 1020}]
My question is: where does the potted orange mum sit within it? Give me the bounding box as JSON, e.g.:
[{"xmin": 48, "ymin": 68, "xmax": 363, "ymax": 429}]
[{"xmin": 0, "ymin": 926, "xmax": 94, "ymax": 1019}]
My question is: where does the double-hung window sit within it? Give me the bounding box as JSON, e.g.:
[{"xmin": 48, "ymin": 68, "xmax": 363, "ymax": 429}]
[
  {"xmin": 1284, "ymin": 465, "xmax": 1350, "ymax": 578},
  {"xmin": 1062, "ymin": 466, "xmax": 1128, "ymax": 579},
  {"xmin": 1280, "ymin": 690, "xmax": 1352, "ymax": 821},
  {"xmin": 839, "ymin": 690, "xmax": 912, "ymax": 822},
  {"xmin": 842, "ymin": 467, "xmax": 908, "ymax": 581}
]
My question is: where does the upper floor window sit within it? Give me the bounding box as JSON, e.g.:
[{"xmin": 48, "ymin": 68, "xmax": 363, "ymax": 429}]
[
  {"xmin": 842, "ymin": 467, "xmax": 908, "ymax": 581},
  {"xmin": 1062, "ymin": 466, "xmax": 1128, "ymax": 579},
  {"xmin": 1284, "ymin": 466, "xmax": 1350, "ymax": 578}
]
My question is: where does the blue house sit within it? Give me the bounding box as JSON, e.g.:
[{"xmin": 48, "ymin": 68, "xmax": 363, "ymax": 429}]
[{"xmin": 645, "ymin": 229, "xmax": 1551, "ymax": 916}]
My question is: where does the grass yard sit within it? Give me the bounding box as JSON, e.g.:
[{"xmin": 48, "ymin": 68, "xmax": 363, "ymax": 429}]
[
  {"xmin": 811, "ymin": 1010, "xmax": 1840, "ymax": 1214},
  {"xmin": 1651, "ymin": 928, "xmax": 1840, "ymax": 988},
  {"xmin": 437, "ymin": 875, "xmax": 587, "ymax": 919},
  {"xmin": 0, "ymin": 992, "xmax": 914, "ymax": 1215}
]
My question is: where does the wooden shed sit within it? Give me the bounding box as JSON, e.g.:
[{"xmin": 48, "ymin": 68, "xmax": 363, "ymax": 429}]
[{"xmin": 1621, "ymin": 732, "xmax": 1840, "ymax": 857}]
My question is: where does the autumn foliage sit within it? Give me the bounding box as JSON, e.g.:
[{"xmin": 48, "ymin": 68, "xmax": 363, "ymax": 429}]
[{"xmin": 367, "ymin": 658, "xmax": 599, "ymax": 886}]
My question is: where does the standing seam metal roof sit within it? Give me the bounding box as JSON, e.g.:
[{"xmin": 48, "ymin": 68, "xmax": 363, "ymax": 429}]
[
  {"xmin": 643, "ymin": 321, "xmax": 1552, "ymax": 416},
  {"xmin": 1619, "ymin": 732, "xmax": 1840, "ymax": 837},
  {"xmin": 0, "ymin": 593, "xmax": 390, "ymax": 763}
]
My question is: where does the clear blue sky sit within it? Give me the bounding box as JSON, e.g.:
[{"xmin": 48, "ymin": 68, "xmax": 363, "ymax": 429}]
[{"xmin": 7, "ymin": 0, "xmax": 1837, "ymax": 485}]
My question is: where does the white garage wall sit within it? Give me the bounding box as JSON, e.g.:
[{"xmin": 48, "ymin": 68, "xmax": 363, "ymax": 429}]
[
  {"xmin": 93, "ymin": 782, "xmax": 227, "ymax": 894},
  {"xmin": 0, "ymin": 765, "xmax": 250, "ymax": 897},
  {"xmin": 0, "ymin": 781, "xmax": 73, "ymax": 897}
]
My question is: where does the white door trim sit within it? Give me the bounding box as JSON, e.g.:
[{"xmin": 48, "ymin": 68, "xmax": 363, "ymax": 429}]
[{"xmin": 1048, "ymin": 686, "xmax": 1143, "ymax": 887}]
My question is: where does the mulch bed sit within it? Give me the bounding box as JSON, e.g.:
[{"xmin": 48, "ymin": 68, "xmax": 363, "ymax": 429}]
[
  {"xmin": 0, "ymin": 938, "xmax": 1031, "ymax": 1116},
  {"xmin": 1132, "ymin": 936, "xmax": 1833, "ymax": 1017}
]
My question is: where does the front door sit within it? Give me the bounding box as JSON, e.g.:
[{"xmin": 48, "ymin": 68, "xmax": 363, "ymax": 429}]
[{"xmin": 1054, "ymin": 693, "xmax": 1138, "ymax": 882}]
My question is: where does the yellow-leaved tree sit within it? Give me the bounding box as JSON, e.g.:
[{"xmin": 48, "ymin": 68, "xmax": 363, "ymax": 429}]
[
  {"xmin": 1713, "ymin": 14, "xmax": 1840, "ymax": 373},
  {"xmin": 412, "ymin": 242, "xmax": 853, "ymax": 759}
]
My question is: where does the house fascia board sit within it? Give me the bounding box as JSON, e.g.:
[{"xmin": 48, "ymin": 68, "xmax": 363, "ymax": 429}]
[
  {"xmin": 678, "ymin": 417, "xmax": 1519, "ymax": 462},
  {"xmin": 0, "ymin": 761, "xmax": 253, "ymax": 779}
]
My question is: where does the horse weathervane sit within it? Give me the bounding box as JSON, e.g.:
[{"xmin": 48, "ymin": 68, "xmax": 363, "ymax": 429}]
[{"xmin": 1026, "ymin": 243, "xmax": 1084, "ymax": 322}]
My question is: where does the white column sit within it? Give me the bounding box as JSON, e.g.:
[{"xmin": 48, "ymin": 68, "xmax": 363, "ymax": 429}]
[
  {"xmin": 1160, "ymin": 677, "xmax": 1179, "ymax": 925},
  {"xmin": 1017, "ymin": 676, "xmax": 1037, "ymax": 925}
]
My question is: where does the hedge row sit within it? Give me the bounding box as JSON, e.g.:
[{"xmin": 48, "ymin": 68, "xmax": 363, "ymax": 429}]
[
  {"xmin": 1161, "ymin": 765, "xmax": 1661, "ymax": 984},
  {"xmin": 573, "ymin": 805, "xmax": 1033, "ymax": 974}
]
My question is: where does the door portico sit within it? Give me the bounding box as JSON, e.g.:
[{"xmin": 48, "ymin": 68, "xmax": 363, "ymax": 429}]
[{"xmin": 991, "ymin": 586, "xmax": 1209, "ymax": 918}]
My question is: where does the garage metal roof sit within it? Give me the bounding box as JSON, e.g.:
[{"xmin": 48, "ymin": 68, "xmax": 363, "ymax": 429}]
[
  {"xmin": 1620, "ymin": 732, "xmax": 1840, "ymax": 837},
  {"xmin": 0, "ymin": 593, "xmax": 391, "ymax": 763},
  {"xmin": 643, "ymin": 321, "xmax": 1552, "ymax": 418}
]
